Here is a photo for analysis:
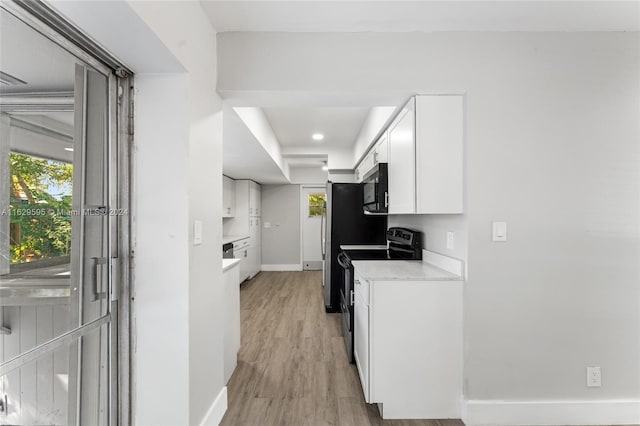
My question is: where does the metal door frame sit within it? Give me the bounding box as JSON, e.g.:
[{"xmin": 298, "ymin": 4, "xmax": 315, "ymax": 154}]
[{"xmin": 0, "ymin": 2, "xmax": 133, "ymax": 425}]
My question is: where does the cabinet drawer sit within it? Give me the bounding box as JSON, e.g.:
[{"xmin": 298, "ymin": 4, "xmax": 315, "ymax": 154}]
[{"xmin": 233, "ymin": 238, "xmax": 250, "ymax": 251}]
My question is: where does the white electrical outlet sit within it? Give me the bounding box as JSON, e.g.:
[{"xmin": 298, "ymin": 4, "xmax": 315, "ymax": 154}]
[
  {"xmin": 587, "ymin": 366, "xmax": 601, "ymax": 387},
  {"xmin": 446, "ymin": 232, "xmax": 455, "ymax": 250}
]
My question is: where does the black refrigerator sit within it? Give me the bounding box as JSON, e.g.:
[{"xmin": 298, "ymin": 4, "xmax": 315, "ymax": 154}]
[{"xmin": 321, "ymin": 182, "xmax": 387, "ymax": 312}]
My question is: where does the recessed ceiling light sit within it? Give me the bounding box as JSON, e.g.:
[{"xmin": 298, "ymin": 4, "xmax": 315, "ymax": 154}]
[
  {"xmin": 312, "ymin": 133, "xmax": 324, "ymax": 141},
  {"xmin": 64, "ymin": 147, "xmax": 74, "ymax": 152}
]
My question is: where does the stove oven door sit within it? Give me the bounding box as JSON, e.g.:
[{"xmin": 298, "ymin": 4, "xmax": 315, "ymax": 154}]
[{"xmin": 337, "ymin": 252, "xmax": 355, "ymax": 363}]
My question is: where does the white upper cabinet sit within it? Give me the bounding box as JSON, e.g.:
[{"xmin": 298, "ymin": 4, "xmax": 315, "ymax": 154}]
[
  {"xmin": 388, "ymin": 95, "xmax": 464, "ymax": 215},
  {"xmin": 415, "ymin": 96, "xmax": 463, "ymax": 214},
  {"xmin": 374, "ymin": 131, "xmax": 388, "ymax": 164},
  {"xmin": 249, "ymin": 181, "xmax": 261, "ymax": 217},
  {"xmin": 223, "ymin": 175, "xmax": 236, "ymax": 217},
  {"xmin": 354, "ymin": 162, "xmax": 364, "ymax": 183},
  {"xmin": 388, "ymin": 99, "xmax": 417, "ymax": 214}
]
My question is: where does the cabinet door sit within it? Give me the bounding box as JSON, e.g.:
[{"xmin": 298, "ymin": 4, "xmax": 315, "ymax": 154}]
[
  {"xmin": 361, "ymin": 151, "xmax": 376, "ymax": 179},
  {"xmin": 223, "ymin": 266, "xmax": 240, "ymax": 383},
  {"xmin": 415, "ymin": 95, "xmax": 464, "ymax": 214},
  {"xmin": 223, "ymin": 176, "xmax": 236, "ymax": 217},
  {"xmin": 251, "ymin": 217, "xmax": 261, "ymax": 268},
  {"xmin": 246, "ymin": 245, "xmax": 259, "ymax": 279},
  {"xmin": 238, "ymin": 249, "xmax": 250, "ymax": 282},
  {"xmin": 388, "ymin": 101, "xmax": 416, "ymax": 214},
  {"xmin": 354, "ymin": 277, "xmax": 371, "ymax": 403},
  {"xmin": 374, "ymin": 132, "xmax": 388, "ymax": 164},
  {"xmin": 249, "ymin": 181, "xmax": 261, "ymax": 216}
]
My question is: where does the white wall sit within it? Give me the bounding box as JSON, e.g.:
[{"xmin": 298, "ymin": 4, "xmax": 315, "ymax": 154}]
[
  {"xmin": 282, "ymin": 146, "xmax": 354, "ymax": 169},
  {"xmin": 352, "ymin": 106, "xmax": 396, "ymax": 165},
  {"xmin": 289, "ymin": 167, "xmax": 328, "ymax": 185},
  {"xmin": 126, "ymin": 2, "xmax": 225, "ymax": 424},
  {"xmin": 132, "ymin": 73, "xmax": 191, "ymax": 426},
  {"xmin": 218, "ymin": 31, "xmax": 640, "ymax": 418},
  {"xmin": 50, "ymin": 1, "xmax": 225, "ymax": 425}
]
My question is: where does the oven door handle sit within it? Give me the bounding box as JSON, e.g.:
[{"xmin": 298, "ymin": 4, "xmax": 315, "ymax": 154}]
[{"xmin": 337, "ymin": 252, "xmax": 350, "ymax": 269}]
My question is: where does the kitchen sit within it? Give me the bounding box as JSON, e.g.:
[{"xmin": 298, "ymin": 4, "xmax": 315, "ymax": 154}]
[
  {"xmin": 220, "ymin": 94, "xmax": 467, "ymax": 423},
  {"xmin": 210, "ymin": 0, "xmax": 639, "ymax": 422},
  {"xmin": 2, "ymin": 2, "xmax": 636, "ymax": 426}
]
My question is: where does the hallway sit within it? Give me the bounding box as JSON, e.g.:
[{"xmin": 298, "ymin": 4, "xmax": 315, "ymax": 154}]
[{"xmin": 220, "ymin": 271, "xmax": 464, "ymax": 426}]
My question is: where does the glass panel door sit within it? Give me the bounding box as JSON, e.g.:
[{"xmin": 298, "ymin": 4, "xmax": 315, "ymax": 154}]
[{"xmin": 0, "ymin": 4, "xmax": 128, "ymax": 425}]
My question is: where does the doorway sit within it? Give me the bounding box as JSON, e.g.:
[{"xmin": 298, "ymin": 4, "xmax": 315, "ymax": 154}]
[
  {"xmin": 300, "ymin": 186, "xmax": 326, "ymax": 270},
  {"xmin": 0, "ymin": 2, "xmax": 132, "ymax": 425}
]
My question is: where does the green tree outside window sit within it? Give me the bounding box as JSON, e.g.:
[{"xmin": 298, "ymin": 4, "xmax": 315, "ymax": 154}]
[
  {"xmin": 308, "ymin": 193, "xmax": 326, "ymax": 217},
  {"xmin": 8, "ymin": 152, "xmax": 73, "ymax": 263}
]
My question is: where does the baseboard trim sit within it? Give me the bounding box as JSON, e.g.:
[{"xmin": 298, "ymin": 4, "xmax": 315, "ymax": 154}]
[
  {"xmin": 462, "ymin": 398, "xmax": 640, "ymax": 425},
  {"xmin": 261, "ymin": 264, "xmax": 303, "ymax": 271},
  {"xmin": 198, "ymin": 386, "xmax": 227, "ymax": 426}
]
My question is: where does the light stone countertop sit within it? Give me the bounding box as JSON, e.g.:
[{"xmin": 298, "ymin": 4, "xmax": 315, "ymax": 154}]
[
  {"xmin": 339, "ymin": 244, "xmax": 388, "ymax": 250},
  {"xmin": 352, "ymin": 260, "xmax": 463, "ymax": 282},
  {"xmin": 223, "ymin": 258, "xmax": 241, "ymax": 272},
  {"xmin": 223, "ymin": 235, "xmax": 250, "ymax": 245}
]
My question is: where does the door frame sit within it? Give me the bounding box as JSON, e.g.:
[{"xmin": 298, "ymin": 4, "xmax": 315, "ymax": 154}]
[
  {"xmin": 299, "ymin": 185, "xmax": 326, "ymax": 271},
  {"xmin": 0, "ymin": 2, "xmax": 133, "ymax": 425}
]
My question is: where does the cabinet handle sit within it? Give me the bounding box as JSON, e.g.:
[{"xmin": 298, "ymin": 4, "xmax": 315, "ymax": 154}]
[
  {"xmin": 350, "ymin": 290, "xmax": 354, "ymax": 305},
  {"xmin": 244, "ymin": 250, "xmax": 247, "ymax": 258},
  {"xmin": 384, "ymin": 192, "xmax": 389, "ymax": 208}
]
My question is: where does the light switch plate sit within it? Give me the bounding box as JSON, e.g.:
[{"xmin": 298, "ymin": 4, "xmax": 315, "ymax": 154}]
[
  {"xmin": 446, "ymin": 232, "xmax": 455, "ymax": 250},
  {"xmin": 193, "ymin": 220, "xmax": 203, "ymax": 245},
  {"xmin": 492, "ymin": 221, "xmax": 507, "ymax": 242}
]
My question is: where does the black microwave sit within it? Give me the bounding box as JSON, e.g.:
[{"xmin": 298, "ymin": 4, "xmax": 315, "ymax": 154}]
[{"xmin": 362, "ymin": 163, "xmax": 388, "ymax": 214}]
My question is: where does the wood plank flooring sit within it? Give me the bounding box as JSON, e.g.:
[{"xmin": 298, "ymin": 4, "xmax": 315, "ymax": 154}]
[{"xmin": 220, "ymin": 271, "xmax": 464, "ymax": 426}]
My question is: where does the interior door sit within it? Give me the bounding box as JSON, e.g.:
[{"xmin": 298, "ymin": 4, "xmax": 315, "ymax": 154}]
[{"xmin": 301, "ymin": 186, "xmax": 326, "ymax": 270}]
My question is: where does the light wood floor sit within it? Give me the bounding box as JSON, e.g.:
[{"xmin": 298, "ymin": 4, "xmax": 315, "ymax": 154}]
[{"xmin": 220, "ymin": 271, "xmax": 465, "ymax": 426}]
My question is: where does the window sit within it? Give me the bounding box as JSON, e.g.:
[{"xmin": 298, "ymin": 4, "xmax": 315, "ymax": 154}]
[
  {"xmin": 308, "ymin": 192, "xmax": 326, "ymax": 217},
  {"xmin": 8, "ymin": 152, "xmax": 72, "ymax": 264}
]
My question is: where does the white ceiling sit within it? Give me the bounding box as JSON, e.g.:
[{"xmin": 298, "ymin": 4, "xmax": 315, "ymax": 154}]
[
  {"xmin": 202, "ymin": 1, "xmax": 640, "ymax": 33},
  {"xmin": 263, "ymin": 107, "xmax": 370, "ymax": 149}
]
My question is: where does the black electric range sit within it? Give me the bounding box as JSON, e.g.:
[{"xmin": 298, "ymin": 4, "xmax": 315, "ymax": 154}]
[{"xmin": 337, "ymin": 227, "xmax": 422, "ymax": 363}]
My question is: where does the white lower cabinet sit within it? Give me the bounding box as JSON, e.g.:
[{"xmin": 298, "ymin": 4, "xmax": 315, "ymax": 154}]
[
  {"xmin": 223, "ymin": 261, "xmax": 241, "ymax": 383},
  {"xmin": 353, "ymin": 275, "xmax": 371, "ymax": 402},
  {"xmin": 249, "ymin": 217, "xmax": 261, "ymax": 278},
  {"xmin": 353, "ymin": 268, "xmax": 463, "ymax": 419},
  {"xmin": 233, "ymin": 238, "xmax": 251, "ymax": 282}
]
